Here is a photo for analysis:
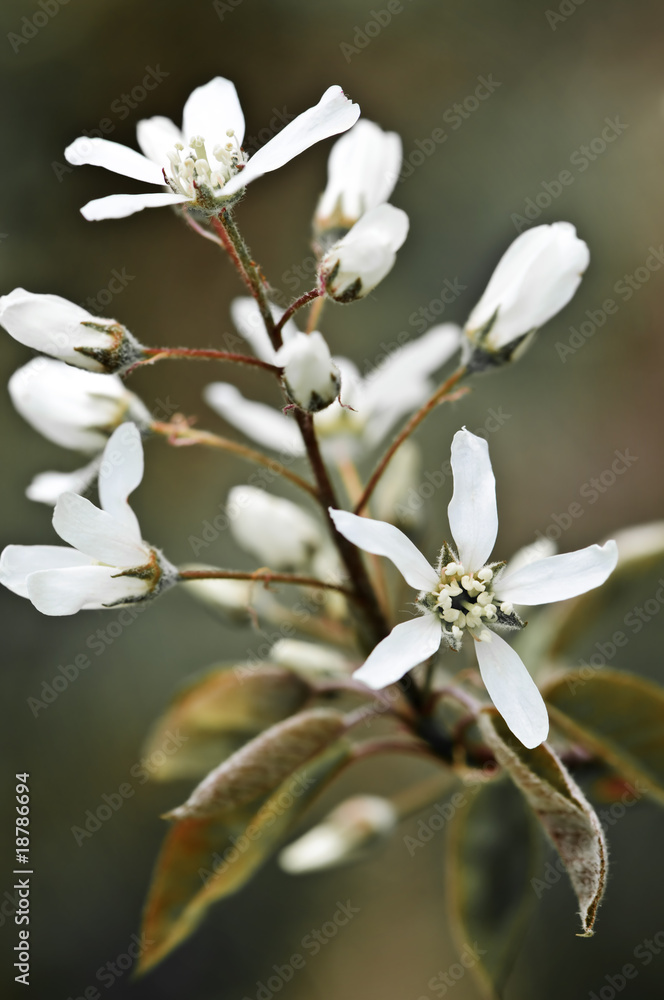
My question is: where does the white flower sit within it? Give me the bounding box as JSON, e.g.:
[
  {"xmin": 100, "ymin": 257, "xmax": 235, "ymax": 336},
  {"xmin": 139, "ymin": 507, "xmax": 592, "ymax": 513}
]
[
  {"xmin": 330, "ymin": 428, "xmax": 618, "ymax": 749},
  {"xmin": 464, "ymin": 222, "xmax": 590, "ymax": 365},
  {"xmin": 319, "ymin": 204, "xmax": 409, "ymax": 302},
  {"xmin": 280, "ymin": 331, "xmax": 340, "ymax": 412},
  {"xmin": 314, "ymin": 119, "xmax": 402, "ymax": 233},
  {"xmin": 0, "ymin": 289, "xmax": 143, "ymax": 373},
  {"xmin": 269, "ymin": 639, "xmax": 352, "ymax": 679},
  {"xmin": 228, "ymin": 486, "xmax": 327, "ymax": 571},
  {"xmin": 64, "ymin": 78, "xmax": 360, "ymax": 221},
  {"xmin": 0, "ymin": 424, "xmax": 176, "ymax": 615},
  {"xmin": 204, "ymin": 297, "xmax": 461, "ymax": 460}
]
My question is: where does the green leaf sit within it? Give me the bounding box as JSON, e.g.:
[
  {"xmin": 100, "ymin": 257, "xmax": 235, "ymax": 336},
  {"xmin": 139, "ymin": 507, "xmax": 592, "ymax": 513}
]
[
  {"xmin": 137, "ymin": 740, "xmax": 352, "ymax": 975},
  {"xmin": 142, "ymin": 665, "xmax": 311, "ymax": 781},
  {"xmin": 478, "ymin": 711, "xmax": 607, "ymax": 936},
  {"xmin": 544, "ymin": 668, "xmax": 664, "ymax": 803},
  {"xmin": 446, "ymin": 777, "xmax": 539, "ymax": 999}
]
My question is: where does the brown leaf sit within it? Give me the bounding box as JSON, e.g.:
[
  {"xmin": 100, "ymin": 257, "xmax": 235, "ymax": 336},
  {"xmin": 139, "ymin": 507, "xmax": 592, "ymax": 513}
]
[{"xmin": 478, "ymin": 710, "xmax": 607, "ymax": 936}]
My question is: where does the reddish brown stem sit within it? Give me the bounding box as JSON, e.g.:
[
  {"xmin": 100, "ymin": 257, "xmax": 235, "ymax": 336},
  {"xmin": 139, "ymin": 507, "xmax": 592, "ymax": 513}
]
[
  {"xmin": 141, "ymin": 346, "xmax": 281, "ymax": 375},
  {"xmin": 274, "ymin": 287, "xmax": 323, "ymax": 336},
  {"xmin": 178, "ymin": 568, "xmax": 354, "ymax": 599}
]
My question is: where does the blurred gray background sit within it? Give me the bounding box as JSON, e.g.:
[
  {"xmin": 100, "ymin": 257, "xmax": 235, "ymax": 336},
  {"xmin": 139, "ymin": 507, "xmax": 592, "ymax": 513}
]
[{"xmin": 1, "ymin": 0, "xmax": 664, "ymax": 997}]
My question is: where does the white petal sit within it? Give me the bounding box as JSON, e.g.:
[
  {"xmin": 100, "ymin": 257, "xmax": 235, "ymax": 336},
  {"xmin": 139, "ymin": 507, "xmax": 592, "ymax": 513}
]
[
  {"xmin": 53, "ymin": 492, "xmax": 147, "ymax": 566},
  {"xmin": 26, "ymin": 458, "xmax": 102, "ymax": 506},
  {"xmin": 354, "ymin": 613, "xmax": 442, "ymax": 689},
  {"xmin": 229, "ymin": 486, "xmax": 323, "ymax": 570},
  {"xmin": 182, "ymin": 77, "xmax": 245, "ymax": 151},
  {"xmin": 229, "ymin": 297, "xmax": 280, "ymax": 364},
  {"xmin": 473, "ymin": 631, "xmax": 549, "ymax": 749},
  {"xmin": 316, "ymin": 119, "xmax": 402, "ymax": 224},
  {"xmin": 329, "ymin": 509, "xmax": 438, "ymax": 591},
  {"xmin": 0, "ymin": 545, "xmax": 93, "ymax": 597},
  {"xmin": 64, "ymin": 137, "xmax": 164, "ymax": 185},
  {"xmin": 320, "ymin": 204, "xmax": 409, "ymax": 300},
  {"xmin": 27, "ymin": 565, "xmax": 148, "ymax": 616},
  {"xmin": 494, "ymin": 540, "xmax": 618, "ymax": 606},
  {"xmin": 97, "ymin": 423, "xmax": 144, "ymax": 542},
  {"xmin": 136, "ymin": 115, "xmax": 183, "ymax": 167},
  {"xmin": 223, "ymin": 85, "xmax": 360, "ymax": 196},
  {"xmin": 278, "ymin": 331, "xmax": 340, "ymax": 411},
  {"xmin": 80, "ymin": 191, "xmax": 189, "ymax": 221},
  {"xmin": 365, "ymin": 324, "xmax": 461, "ymax": 407},
  {"xmin": 448, "ymin": 429, "xmax": 498, "ymax": 572},
  {"xmin": 0, "ymin": 289, "xmax": 112, "ymax": 367},
  {"xmin": 503, "ymin": 538, "xmax": 557, "ymax": 577},
  {"xmin": 612, "ymin": 521, "xmax": 664, "ymax": 567},
  {"xmin": 203, "ymin": 383, "xmax": 305, "ymax": 457}
]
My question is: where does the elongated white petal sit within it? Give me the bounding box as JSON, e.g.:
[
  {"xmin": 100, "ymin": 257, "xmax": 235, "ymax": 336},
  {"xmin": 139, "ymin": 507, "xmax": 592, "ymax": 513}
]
[
  {"xmin": 229, "ymin": 486, "xmax": 323, "ymax": 570},
  {"xmin": 0, "ymin": 289, "xmax": 113, "ymax": 368},
  {"xmin": 182, "ymin": 77, "xmax": 245, "ymax": 151},
  {"xmin": 329, "ymin": 509, "xmax": 438, "ymax": 591},
  {"xmin": 473, "ymin": 631, "xmax": 549, "ymax": 749},
  {"xmin": 27, "ymin": 565, "xmax": 148, "ymax": 616},
  {"xmin": 316, "ymin": 119, "xmax": 402, "ymax": 225},
  {"xmin": 223, "ymin": 85, "xmax": 360, "ymax": 196},
  {"xmin": 448, "ymin": 429, "xmax": 498, "ymax": 572},
  {"xmin": 354, "ymin": 613, "xmax": 442, "ymax": 689},
  {"xmin": 53, "ymin": 493, "xmax": 147, "ymax": 566},
  {"xmin": 97, "ymin": 423, "xmax": 144, "ymax": 542},
  {"xmin": 230, "ymin": 297, "xmax": 280, "ymax": 364},
  {"xmin": 0, "ymin": 545, "xmax": 93, "ymax": 597},
  {"xmin": 365, "ymin": 324, "xmax": 461, "ymax": 409},
  {"xmin": 64, "ymin": 137, "xmax": 164, "ymax": 185},
  {"xmin": 80, "ymin": 191, "xmax": 189, "ymax": 221},
  {"xmin": 136, "ymin": 115, "xmax": 183, "ymax": 167},
  {"xmin": 203, "ymin": 383, "xmax": 305, "ymax": 456},
  {"xmin": 26, "ymin": 458, "xmax": 102, "ymax": 506},
  {"xmin": 495, "ymin": 540, "xmax": 618, "ymax": 606}
]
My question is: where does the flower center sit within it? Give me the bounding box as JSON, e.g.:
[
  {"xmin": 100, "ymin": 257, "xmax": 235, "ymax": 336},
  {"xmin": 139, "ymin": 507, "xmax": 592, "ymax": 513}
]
[
  {"xmin": 165, "ymin": 131, "xmax": 248, "ymax": 200},
  {"xmin": 427, "ymin": 561, "xmax": 514, "ymax": 644}
]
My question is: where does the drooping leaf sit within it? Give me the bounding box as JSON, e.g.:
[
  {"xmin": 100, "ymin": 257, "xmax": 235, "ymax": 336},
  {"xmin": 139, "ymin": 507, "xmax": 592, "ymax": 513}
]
[
  {"xmin": 544, "ymin": 668, "xmax": 664, "ymax": 803},
  {"xmin": 137, "ymin": 740, "xmax": 352, "ymax": 974},
  {"xmin": 478, "ymin": 711, "xmax": 607, "ymax": 936},
  {"xmin": 446, "ymin": 777, "xmax": 539, "ymax": 999},
  {"xmin": 142, "ymin": 665, "xmax": 311, "ymax": 781},
  {"xmin": 166, "ymin": 709, "xmax": 348, "ymax": 820}
]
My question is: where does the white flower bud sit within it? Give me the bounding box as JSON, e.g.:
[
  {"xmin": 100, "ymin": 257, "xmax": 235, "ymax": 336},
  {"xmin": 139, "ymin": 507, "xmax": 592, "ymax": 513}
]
[
  {"xmin": 278, "ymin": 795, "xmax": 397, "ymax": 874},
  {"xmin": 269, "ymin": 639, "xmax": 351, "ymax": 679},
  {"xmin": 463, "ymin": 222, "xmax": 590, "ymax": 368},
  {"xmin": 278, "ymin": 331, "xmax": 340, "ymax": 412},
  {"xmin": 0, "ymin": 288, "xmax": 144, "ymax": 373},
  {"xmin": 8, "ymin": 358, "xmax": 151, "ymax": 452},
  {"xmin": 228, "ymin": 486, "xmax": 324, "ymax": 570},
  {"xmin": 318, "ymin": 204, "xmax": 409, "ymax": 302}
]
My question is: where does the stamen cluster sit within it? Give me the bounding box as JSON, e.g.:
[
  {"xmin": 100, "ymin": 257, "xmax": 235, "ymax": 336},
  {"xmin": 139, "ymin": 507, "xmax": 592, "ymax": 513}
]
[
  {"xmin": 166, "ymin": 130, "xmax": 248, "ymax": 199},
  {"xmin": 420, "ymin": 556, "xmax": 516, "ymax": 651}
]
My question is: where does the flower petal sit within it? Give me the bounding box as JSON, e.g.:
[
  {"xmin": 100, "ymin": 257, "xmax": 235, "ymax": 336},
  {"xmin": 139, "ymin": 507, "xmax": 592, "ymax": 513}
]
[
  {"xmin": 329, "ymin": 509, "xmax": 438, "ymax": 591},
  {"xmin": 79, "ymin": 191, "xmax": 190, "ymax": 221},
  {"xmin": 27, "ymin": 565, "xmax": 148, "ymax": 616},
  {"xmin": 64, "ymin": 137, "xmax": 164, "ymax": 185},
  {"xmin": 223, "ymin": 85, "xmax": 360, "ymax": 196},
  {"xmin": 473, "ymin": 630, "xmax": 549, "ymax": 749},
  {"xmin": 494, "ymin": 541, "xmax": 618, "ymax": 606},
  {"xmin": 97, "ymin": 423, "xmax": 144, "ymax": 543},
  {"xmin": 26, "ymin": 458, "xmax": 102, "ymax": 506},
  {"xmin": 316, "ymin": 119, "xmax": 402, "ymax": 224},
  {"xmin": 136, "ymin": 115, "xmax": 183, "ymax": 167},
  {"xmin": 0, "ymin": 545, "xmax": 93, "ymax": 598},
  {"xmin": 182, "ymin": 77, "xmax": 245, "ymax": 150},
  {"xmin": 354, "ymin": 612, "xmax": 442, "ymax": 689},
  {"xmin": 203, "ymin": 383, "xmax": 305, "ymax": 457},
  {"xmin": 0, "ymin": 289, "xmax": 112, "ymax": 366},
  {"xmin": 365, "ymin": 324, "xmax": 461, "ymax": 407},
  {"xmin": 448, "ymin": 429, "xmax": 498, "ymax": 572},
  {"xmin": 53, "ymin": 493, "xmax": 147, "ymax": 566},
  {"xmin": 230, "ymin": 297, "xmax": 280, "ymax": 364}
]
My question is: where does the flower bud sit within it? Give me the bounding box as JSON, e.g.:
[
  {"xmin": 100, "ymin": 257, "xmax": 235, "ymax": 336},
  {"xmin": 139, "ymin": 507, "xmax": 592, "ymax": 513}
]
[
  {"xmin": 8, "ymin": 358, "xmax": 150, "ymax": 452},
  {"xmin": 314, "ymin": 119, "xmax": 402, "ymax": 249},
  {"xmin": 279, "ymin": 795, "xmax": 397, "ymax": 874},
  {"xmin": 0, "ymin": 288, "xmax": 144, "ymax": 373},
  {"xmin": 227, "ymin": 486, "xmax": 325, "ymax": 570},
  {"xmin": 463, "ymin": 222, "xmax": 590, "ymax": 370},
  {"xmin": 279, "ymin": 331, "xmax": 340, "ymax": 412},
  {"xmin": 318, "ymin": 204, "xmax": 409, "ymax": 303}
]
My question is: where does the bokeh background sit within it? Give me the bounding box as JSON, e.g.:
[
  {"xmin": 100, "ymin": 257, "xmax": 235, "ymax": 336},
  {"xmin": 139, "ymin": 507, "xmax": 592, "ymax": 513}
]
[{"xmin": 1, "ymin": 0, "xmax": 664, "ymax": 997}]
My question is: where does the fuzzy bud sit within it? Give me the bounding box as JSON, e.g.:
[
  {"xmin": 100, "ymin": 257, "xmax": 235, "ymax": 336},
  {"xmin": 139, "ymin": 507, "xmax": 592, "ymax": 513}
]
[
  {"xmin": 318, "ymin": 204, "xmax": 409, "ymax": 303},
  {"xmin": 279, "ymin": 331, "xmax": 340, "ymax": 412}
]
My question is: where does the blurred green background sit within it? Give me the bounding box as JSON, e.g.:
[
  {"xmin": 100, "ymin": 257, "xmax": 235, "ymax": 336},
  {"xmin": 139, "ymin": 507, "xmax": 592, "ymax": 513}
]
[{"xmin": 1, "ymin": 0, "xmax": 664, "ymax": 997}]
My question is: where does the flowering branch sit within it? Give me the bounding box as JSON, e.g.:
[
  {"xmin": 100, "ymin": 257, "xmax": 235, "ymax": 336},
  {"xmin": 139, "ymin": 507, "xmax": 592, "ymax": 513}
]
[
  {"xmin": 178, "ymin": 566, "xmax": 355, "ymax": 599},
  {"xmin": 136, "ymin": 346, "xmax": 282, "ymax": 375}
]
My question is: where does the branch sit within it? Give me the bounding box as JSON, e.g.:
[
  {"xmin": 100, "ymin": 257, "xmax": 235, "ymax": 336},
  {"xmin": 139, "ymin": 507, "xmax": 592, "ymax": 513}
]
[{"xmin": 178, "ymin": 567, "xmax": 355, "ymax": 598}]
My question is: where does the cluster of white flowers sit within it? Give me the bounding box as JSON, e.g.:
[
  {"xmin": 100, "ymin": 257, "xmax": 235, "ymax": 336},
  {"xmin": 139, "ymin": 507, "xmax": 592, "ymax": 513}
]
[{"xmin": 1, "ymin": 74, "xmax": 614, "ymax": 756}]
